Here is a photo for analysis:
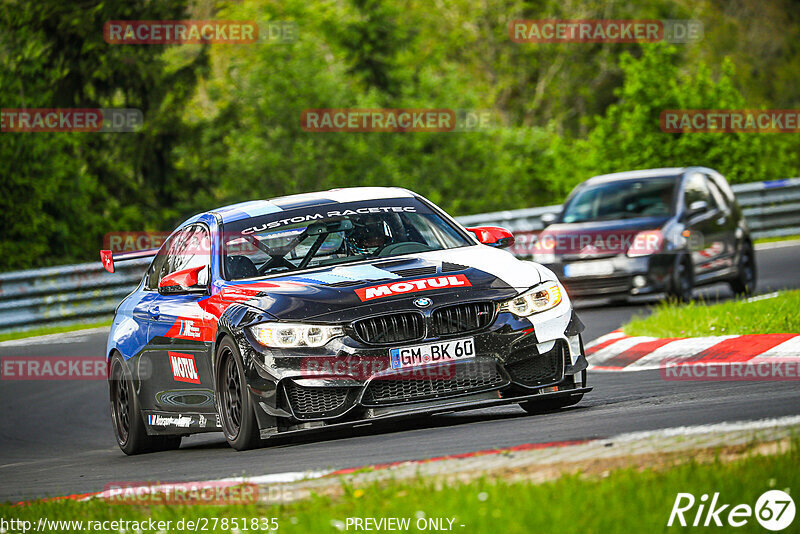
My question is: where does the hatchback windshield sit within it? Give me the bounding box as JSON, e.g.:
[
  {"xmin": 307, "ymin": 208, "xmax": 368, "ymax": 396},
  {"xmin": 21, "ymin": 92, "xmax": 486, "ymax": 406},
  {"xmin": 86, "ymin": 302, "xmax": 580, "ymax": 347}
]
[
  {"xmin": 561, "ymin": 177, "xmax": 678, "ymax": 223},
  {"xmin": 222, "ymin": 198, "xmax": 471, "ymax": 279}
]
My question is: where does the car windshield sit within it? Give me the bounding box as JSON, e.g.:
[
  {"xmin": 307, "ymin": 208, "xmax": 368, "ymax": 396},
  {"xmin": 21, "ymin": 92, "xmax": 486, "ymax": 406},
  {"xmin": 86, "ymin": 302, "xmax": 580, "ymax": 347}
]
[
  {"xmin": 221, "ymin": 198, "xmax": 471, "ymax": 280},
  {"xmin": 561, "ymin": 177, "xmax": 678, "ymax": 223}
]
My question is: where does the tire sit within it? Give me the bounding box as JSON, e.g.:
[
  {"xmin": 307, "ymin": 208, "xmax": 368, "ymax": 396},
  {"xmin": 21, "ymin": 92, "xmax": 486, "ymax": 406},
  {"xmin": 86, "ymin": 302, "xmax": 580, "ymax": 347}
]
[
  {"xmin": 519, "ymin": 394, "xmax": 583, "ymax": 414},
  {"xmin": 109, "ymin": 353, "xmax": 182, "ymax": 455},
  {"xmin": 215, "ymin": 337, "xmax": 262, "ymax": 451},
  {"xmin": 518, "ymin": 369, "xmax": 586, "ymax": 414},
  {"xmin": 729, "ymin": 245, "xmax": 756, "ymax": 297},
  {"xmin": 667, "ymin": 255, "xmax": 693, "ymax": 303}
]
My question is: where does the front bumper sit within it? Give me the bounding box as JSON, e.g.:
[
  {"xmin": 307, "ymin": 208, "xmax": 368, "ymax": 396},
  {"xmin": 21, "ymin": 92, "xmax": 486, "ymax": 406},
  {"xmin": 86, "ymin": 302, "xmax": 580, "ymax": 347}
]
[
  {"xmin": 544, "ymin": 253, "xmax": 675, "ymax": 298},
  {"xmin": 236, "ymin": 304, "xmax": 588, "ymax": 436}
]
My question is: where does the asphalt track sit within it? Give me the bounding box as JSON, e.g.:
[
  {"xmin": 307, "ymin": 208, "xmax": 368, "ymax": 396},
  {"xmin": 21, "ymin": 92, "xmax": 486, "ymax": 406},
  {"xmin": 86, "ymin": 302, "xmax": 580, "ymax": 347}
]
[{"xmin": 1, "ymin": 242, "xmax": 798, "ymax": 502}]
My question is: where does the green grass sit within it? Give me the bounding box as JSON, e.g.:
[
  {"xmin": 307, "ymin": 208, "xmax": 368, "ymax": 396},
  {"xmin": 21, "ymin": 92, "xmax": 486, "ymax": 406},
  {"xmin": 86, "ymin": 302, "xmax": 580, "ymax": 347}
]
[
  {"xmin": 0, "ymin": 320, "xmax": 112, "ymax": 342},
  {"xmin": 2, "ymin": 442, "xmax": 798, "ymax": 533},
  {"xmin": 623, "ymin": 290, "xmax": 800, "ymax": 338},
  {"xmin": 754, "ymin": 234, "xmax": 800, "ymax": 245}
]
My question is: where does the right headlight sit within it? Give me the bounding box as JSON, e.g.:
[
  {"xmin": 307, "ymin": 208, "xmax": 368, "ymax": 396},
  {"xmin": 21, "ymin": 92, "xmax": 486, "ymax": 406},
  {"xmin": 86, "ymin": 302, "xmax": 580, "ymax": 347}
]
[
  {"xmin": 499, "ymin": 281, "xmax": 563, "ymax": 317},
  {"xmin": 249, "ymin": 322, "xmax": 344, "ymax": 348}
]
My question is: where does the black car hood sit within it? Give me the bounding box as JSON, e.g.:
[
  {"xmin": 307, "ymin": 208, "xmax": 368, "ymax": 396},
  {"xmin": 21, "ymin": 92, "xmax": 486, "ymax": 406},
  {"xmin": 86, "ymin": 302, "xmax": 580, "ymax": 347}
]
[
  {"xmin": 539, "ymin": 216, "xmax": 670, "ymax": 256},
  {"xmin": 216, "ymin": 246, "xmax": 545, "ymax": 322}
]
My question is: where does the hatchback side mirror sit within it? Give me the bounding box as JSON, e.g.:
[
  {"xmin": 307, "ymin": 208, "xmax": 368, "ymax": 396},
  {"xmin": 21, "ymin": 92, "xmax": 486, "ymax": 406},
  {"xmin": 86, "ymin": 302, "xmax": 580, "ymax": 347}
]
[
  {"xmin": 540, "ymin": 212, "xmax": 558, "ymax": 226},
  {"xmin": 687, "ymin": 200, "xmax": 709, "ymax": 216},
  {"xmin": 159, "ymin": 265, "xmax": 208, "ymax": 295},
  {"xmin": 466, "ymin": 226, "xmax": 515, "ymax": 249}
]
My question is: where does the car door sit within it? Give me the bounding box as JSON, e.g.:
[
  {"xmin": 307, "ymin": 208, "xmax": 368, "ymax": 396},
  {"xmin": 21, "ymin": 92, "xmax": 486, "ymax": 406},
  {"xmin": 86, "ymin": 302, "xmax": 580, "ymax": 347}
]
[
  {"xmin": 705, "ymin": 174, "xmax": 737, "ymax": 273},
  {"xmin": 682, "ymin": 172, "xmax": 728, "ymax": 280},
  {"xmin": 142, "ymin": 224, "xmax": 217, "ymax": 417}
]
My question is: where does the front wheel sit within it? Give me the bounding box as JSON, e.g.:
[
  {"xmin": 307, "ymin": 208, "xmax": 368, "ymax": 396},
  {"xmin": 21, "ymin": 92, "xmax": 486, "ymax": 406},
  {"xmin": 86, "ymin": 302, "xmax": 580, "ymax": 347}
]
[
  {"xmin": 109, "ymin": 353, "xmax": 181, "ymax": 455},
  {"xmin": 519, "ymin": 370, "xmax": 586, "ymax": 414},
  {"xmin": 729, "ymin": 245, "xmax": 756, "ymax": 297},
  {"xmin": 667, "ymin": 255, "xmax": 694, "ymax": 302},
  {"xmin": 216, "ymin": 337, "xmax": 262, "ymax": 451}
]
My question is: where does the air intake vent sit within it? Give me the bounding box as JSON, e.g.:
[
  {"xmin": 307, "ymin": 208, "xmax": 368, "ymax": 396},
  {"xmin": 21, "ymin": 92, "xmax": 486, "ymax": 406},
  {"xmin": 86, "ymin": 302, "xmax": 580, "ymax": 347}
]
[
  {"xmin": 352, "ymin": 312, "xmax": 425, "ymax": 344},
  {"xmin": 391, "ymin": 266, "xmax": 437, "ymax": 278},
  {"xmin": 506, "ymin": 342, "xmax": 565, "ymax": 387},
  {"xmin": 362, "ymin": 361, "xmax": 506, "ymax": 405},
  {"xmin": 432, "ymin": 302, "xmax": 495, "ymax": 336},
  {"xmin": 326, "ymin": 280, "xmax": 364, "ymax": 287},
  {"xmin": 441, "ymin": 262, "xmax": 468, "ymax": 273},
  {"xmin": 283, "ymin": 382, "xmax": 355, "ymax": 419}
]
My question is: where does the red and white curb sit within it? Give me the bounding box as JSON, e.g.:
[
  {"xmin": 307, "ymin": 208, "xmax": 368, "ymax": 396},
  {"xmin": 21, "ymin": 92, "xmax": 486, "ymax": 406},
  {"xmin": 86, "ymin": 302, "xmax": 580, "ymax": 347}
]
[{"xmin": 586, "ymin": 330, "xmax": 800, "ymax": 372}]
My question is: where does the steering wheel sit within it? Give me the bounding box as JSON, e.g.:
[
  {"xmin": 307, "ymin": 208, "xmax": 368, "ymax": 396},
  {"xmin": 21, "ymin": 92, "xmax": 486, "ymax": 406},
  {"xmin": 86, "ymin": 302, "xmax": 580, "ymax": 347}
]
[{"xmin": 374, "ymin": 242, "xmax": 434, "ymax": 257}]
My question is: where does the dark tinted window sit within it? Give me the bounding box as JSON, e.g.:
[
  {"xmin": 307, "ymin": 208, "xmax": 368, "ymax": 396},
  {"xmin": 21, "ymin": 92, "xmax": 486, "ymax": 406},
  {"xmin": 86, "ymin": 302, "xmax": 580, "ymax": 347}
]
[
  {"xmin": 146, "ymin": 225, "xmax": 210, "ymax": 289},
  {"xmin": 683, "ymin": 173, "xmax": 718, "ymax": 211},
  {"xmin": 562, "ymin": 177, "xmax": 678, "ymax": 223}
]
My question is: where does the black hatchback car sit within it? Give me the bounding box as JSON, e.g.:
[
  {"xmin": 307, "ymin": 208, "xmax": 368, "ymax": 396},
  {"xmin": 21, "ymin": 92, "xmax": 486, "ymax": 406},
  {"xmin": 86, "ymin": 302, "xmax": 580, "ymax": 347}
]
[{"xmin": 532, "ymin": 167, "xmax": 756, "ymax": 301}]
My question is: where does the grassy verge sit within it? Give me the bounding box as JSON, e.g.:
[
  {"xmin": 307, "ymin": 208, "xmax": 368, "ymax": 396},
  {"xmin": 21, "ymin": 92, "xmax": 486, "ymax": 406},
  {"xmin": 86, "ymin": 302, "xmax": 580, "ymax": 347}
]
[
  {"xmin": 623, "ymin": 290, "xmax": 800, "ymax": 338},
  {"xmin": 0, "ymin": 320, "xmax": 112, "ymax": 343},
  {"xmin": 754, "ymin": 234, "xmax": 800, "ymax": 245},
  {"xmin": 2, "ymin": 442, "xmax": 797, "ymax": 533}
]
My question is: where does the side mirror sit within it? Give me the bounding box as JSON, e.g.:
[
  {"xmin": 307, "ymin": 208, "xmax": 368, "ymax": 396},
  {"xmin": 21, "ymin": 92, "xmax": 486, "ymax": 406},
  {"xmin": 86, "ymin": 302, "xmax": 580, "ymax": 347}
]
[
  {"xmin": 540, "ymin": 212, "xmax": 558, "ymax": 226},
  {"xmin": 159, "ymin": 265, "xmax": 208, "ymax": 295},
  {"xmin": 466, "ymin": 226, "xmax": 515, "ymax": 249},
  {"xmin": 687, "ymin": 200, "xmax": 709, "ymax": 216}
]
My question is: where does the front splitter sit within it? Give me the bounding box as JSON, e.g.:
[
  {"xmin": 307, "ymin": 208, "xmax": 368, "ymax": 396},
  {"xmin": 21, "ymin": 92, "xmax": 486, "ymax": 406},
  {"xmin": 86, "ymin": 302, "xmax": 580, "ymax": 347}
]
[{"xmin": 260, "ymin": 387, "xmax": 592, "ymax": 440}]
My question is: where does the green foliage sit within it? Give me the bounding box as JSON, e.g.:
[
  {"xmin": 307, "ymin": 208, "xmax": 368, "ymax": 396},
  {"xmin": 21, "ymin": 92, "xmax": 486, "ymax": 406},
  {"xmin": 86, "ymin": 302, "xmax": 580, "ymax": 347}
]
[{"xmin": 2, "ymin": 0, "xmax": 800, "ymax": 270}]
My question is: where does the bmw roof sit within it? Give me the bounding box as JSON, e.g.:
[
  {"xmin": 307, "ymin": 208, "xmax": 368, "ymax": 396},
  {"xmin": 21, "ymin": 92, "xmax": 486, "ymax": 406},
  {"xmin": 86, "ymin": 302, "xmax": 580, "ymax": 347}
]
[{"xmin": 211, "ymin": 187, "xmax": 416, "ymax": 223}]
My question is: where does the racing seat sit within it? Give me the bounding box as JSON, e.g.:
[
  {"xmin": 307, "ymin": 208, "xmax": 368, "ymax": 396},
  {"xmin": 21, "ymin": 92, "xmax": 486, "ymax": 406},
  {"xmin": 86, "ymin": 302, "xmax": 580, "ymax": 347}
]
[{"xmin": 225, "ymin": 255, "xmax": 259, "ymax": 279}]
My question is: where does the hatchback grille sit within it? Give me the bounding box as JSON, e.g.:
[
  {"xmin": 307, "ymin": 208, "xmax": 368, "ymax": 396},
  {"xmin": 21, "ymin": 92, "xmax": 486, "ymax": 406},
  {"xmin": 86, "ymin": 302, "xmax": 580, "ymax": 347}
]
[
  {"xmin": 432, "ymin": 302, "xmax": 494, "ymax": 336},
  {"xmin": 284, "ymin": 382, "xmax": 355, "ymax": 419},
  {"xmin": 362, "ymin": 361, "xmax": 506, "ymax": 405},
  {"xmin": 352, "ymin": 312, "xmax": 425, "ymax": 344},
  {"xmin": 506, "ymin": 342, "xmax": 565, "ymax": 387}
]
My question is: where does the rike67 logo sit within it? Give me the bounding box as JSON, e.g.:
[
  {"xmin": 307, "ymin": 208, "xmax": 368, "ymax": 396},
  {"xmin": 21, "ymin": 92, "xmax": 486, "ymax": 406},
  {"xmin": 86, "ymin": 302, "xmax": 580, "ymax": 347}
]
[{"xmin": 668, "ymin": 490, "xmax": 795, "ymax": 531}]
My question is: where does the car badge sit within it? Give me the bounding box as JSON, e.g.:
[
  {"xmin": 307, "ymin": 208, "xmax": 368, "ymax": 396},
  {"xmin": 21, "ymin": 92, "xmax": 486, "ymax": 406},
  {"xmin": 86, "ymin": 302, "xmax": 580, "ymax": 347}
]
[
  {"xmin": 579, "ymin": 245, "xmax": 599, "ymax": 258},
  {"xmin": 414, "ymin": 297, "xmax": 432, "ymax": 308}
]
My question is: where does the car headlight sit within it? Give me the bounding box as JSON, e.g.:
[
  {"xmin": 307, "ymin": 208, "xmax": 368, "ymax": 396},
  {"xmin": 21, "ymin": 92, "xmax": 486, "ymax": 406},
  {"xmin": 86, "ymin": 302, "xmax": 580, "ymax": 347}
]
[
  {"xmin": 500, "ymin": 281, "xmax": 563, "ymax": 317},
  {"xmin": 627, "ymin": 230, "xmax": 664, "ymax": 257},
  {"xmin": 249, "ymin": 323, "xmax": 344, "ymax": 348}
]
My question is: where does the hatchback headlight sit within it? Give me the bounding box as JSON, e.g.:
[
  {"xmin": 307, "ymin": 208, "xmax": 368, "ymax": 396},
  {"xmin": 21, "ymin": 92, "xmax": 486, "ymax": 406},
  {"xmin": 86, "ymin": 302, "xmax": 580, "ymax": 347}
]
[
  {"xmin": 249, "ymin": 323, "xmax": 344, "ymax": 348},
  {"xmin": 500, "ymin": 281, "xmax": 563, "ymax": 317}
]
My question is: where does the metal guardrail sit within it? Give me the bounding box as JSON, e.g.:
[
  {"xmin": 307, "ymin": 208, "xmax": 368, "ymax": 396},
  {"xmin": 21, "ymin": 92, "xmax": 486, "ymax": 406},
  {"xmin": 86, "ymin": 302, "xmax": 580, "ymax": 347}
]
[
  {"xmin": 0, "ymin": 179, "xmax": 798, "ymax": 334},
  {"xmin": 0, "ymin": 259, "xmax": 149, "ymax": 333}
]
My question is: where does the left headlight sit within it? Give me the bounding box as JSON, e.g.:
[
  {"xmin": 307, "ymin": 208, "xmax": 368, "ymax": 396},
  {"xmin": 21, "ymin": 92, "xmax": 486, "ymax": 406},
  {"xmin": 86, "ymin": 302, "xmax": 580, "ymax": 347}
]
[
  {"xmin": 249, "ymin": 323, "xmax": 345, "ymax": 348},
  {"xmin": 499, "ymin": 281, "xmax": 563, "ymax": 317}
]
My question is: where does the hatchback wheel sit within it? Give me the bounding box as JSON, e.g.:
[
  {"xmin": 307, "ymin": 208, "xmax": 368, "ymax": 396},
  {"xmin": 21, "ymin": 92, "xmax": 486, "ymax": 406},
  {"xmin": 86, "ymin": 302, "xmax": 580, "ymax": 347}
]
[
  {"xmin": 729, "ymin": 246, "xmax": 756, "ymax": 297},
  {"xmin": 667, "ymin": 256, "xmax": 693, "ymax": 302}
]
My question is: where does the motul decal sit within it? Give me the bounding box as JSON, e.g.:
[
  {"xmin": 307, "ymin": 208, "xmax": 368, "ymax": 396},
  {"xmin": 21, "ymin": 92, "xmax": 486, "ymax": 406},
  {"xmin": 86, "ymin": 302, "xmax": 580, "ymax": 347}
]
[
  {"xmin": 168, "ymin": 352, "xmax": 201, "ymax": 384},
  {"xmin": 355, "ymin": 274, "xmax": 472, "ymax": 301}
]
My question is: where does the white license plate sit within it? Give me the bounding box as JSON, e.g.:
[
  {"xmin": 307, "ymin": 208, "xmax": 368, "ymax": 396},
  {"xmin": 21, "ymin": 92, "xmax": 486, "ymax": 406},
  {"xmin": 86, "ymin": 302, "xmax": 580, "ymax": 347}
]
[
  {"xmin": 389, "ymin": 337, "xmax": 475, "ymax": 370},
  {"xmin": 563, "ymin": 260, "xmax": 615, "ymax": 277}
]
